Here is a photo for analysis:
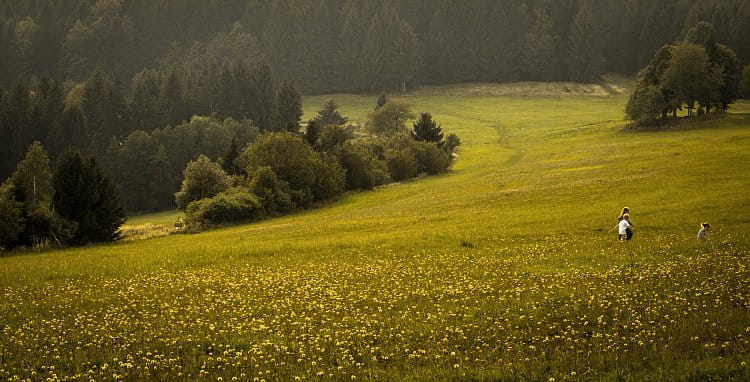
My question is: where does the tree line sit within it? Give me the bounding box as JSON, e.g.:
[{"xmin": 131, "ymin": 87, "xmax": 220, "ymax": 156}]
[
  {"xmin": 627, "ymin": 22, "xmax": 746, "ymax": 124},
  {"xmin": 0, "ymin": 142, "xmax": 125, "ymax": 251},
  {"xmin": 2, "ymin": 0, "xmax": 749, "ymax": 93},
  {"xmin": 177, "ymin": 98, "xmax": 461, "ymax": 229},
  {"xmin": 0, "ymin": 61, "xmax": 302, "ymax": 184}
]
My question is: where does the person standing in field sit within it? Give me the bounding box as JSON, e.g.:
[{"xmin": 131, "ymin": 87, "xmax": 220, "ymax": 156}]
[
  {"xmin": 697, "ymin": 222, "xmax": 710, "ymax": 240},
  {"xmin": 616, "ymin": 214, "xmax": 633, "ymax": 242},
  {"xmin": 617, "ymin": 207, "xmax": 635, "ymax": 240}
]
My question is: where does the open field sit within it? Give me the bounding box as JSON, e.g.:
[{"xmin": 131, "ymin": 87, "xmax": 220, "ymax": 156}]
[{"xmin": 1, "ymin": 83, "xmax": 749, "ymax": 380}]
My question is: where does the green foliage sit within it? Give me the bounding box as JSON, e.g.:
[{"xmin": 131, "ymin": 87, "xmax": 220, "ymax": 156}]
[
  {"xmin": 53, "ymin": 151, "xmax": 125, "ymax": 244},
  {"xmin": 246, "ymin": 166, "xmax": 294, "ymax": 214},
  {"xmin": 222, "ymin": 138, "xmax": 242, "ymax": 176},
  {"xmin": 304, "ymin": 120, "xmax": 320, "ymax": 146},
  {"xmin": 627, "ymin": 33, "xmax": 742, "ymax": 124},
  {"xmin": 106, "ymin": 116, "xmax": 258, "ymax": 211},
  {"xmin": 384, "ymin": 148, "xmax": 419, "ymax": 181},
  {"xmin": 742, "ymin": 66, "xmax": 750, "ymax": 99},
  {"xmin": 174, "ymin": 155, "xmax": 231, "ymax": 211},
  {"xmin": 375, "ymin": 92, "xmax": 387, "ymax": 110},
  {"xmin": 443, "ymin": 133, "xmax": 461, "ymax": 153},
  {"xmin": 626, "ymin": 85, "xmax": 667, "ymax": 124},
  {"xmin": 0, "ymin": 182, "xmax": 23, "ymax": 249},
  {"xmin": 366, "ymin": 100, "xmax": 414, "ymax": 136},
  {"xmin": 411, "ymin": 113, "xmax": 444, "ymax": 146},
  {"xmin": 315, "ymin": 125, "xmax": 351, "ymax": 152},
  {"xmin": 661, "ymin": 43, "xmax": 721, "ymax": 116},
  {"xmin": 274, "ymin": 79, "xmax": 303, "ymax": 132},
  {"xmin": 333, "ymin": 141, "xmax": 388, "ymax": 190},
  {"xmin": 241, "ymin": 132, "xmax": 345, "ymax": 206},
  {"xmin": 313, "ymin": 99, "xmax": 348, "ymax": 127},
  {"xmin": 185, "ymin": 187, "xmax": 263, "ymax": 227},
  {"xmin": 10, "ymin": 141, "xmax": 53, "ymax": 211},
  {"xmin": 567, "ymin": 1, "xmax": 605, "ymax": 82},
  {"xmin": 8, "ymin": 141, "xmax": 62, "ymax": 247}
]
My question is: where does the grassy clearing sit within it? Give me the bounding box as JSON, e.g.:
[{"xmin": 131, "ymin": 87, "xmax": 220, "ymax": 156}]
[{"xmin": 0, "ymin": 83, "xmax": 748, "ymax": 380}]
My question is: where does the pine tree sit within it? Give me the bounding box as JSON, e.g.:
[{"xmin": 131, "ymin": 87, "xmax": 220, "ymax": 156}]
[
  {"xmin": 53, "ymin": 151, "xmax": 126, "ymax": 244},
  {"xmin": 275, "ymin": 79, "xmax": 303, "ymax": 132},
  {"xmin": 411, "ymin": 113, "xmax": 444, "ymax": 146},
  {"xmin": 314, "ymin": 99, "xmax": 348, "ymax": 126},
  {"xmin": 305, "ymin": 120, "xmax": 321, "ymax": 146}
]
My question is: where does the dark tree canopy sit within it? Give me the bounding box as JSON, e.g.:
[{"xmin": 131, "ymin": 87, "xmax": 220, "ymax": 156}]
[
  {"xmin": 411, "ymin": 113, "xmax": 444, "ymax": 146},
  {"xmin": 313, "ymin": 99, "xmax": 348, "ymax": 127}
]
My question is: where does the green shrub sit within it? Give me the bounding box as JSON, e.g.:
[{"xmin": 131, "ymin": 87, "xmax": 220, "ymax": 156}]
[
  {"xmin": 334, "ymin": 142, "xmax": 388, "ymax": 190},
  {"xmin": 241, "ymin": 133, "xmax": 346, "ymax": 206},
  {"xmin": 410, "ymin": 140, "xmax": 451, "ymax": 175},
  {"xmin": 443, "ymin": 133, "xmax": 461, "ymax": 153},
  {"xmin": 185, "ymin": 188, "xmax": 263, "ymax": 227},
  {"xmin": 246, "ymin": 166, "xmax": 294, "ymax": 214},
  {"xmin": 312, "ymin": 155, "xmax": 347, "ymax": 201},
  {"xmin": 384, "ymin": 148, "xmax": 419, "ymax": 181},
  {"xmin": 316, "ymin": 125, "xmax": 351, "ymax": 152},
  {"xmin": 175, "ymin": 155, "xmax": 231, "ymax": 210}
]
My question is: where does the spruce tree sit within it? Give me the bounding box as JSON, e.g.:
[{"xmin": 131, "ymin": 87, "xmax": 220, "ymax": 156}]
[
  {"xmin": 53, "ymin": 151, "xmax": 126, "ymax": 244},
  {"xmin": 314, "ymin": 99, "xmax": 348, "ymax": 126},
  {"xmin": 411, "ymin": 113, "xmax": 444, "ymax": 146},
  {"xmin": 275, "ymin": 79, "xmax": 303, "ymax": 132},
  {"xmin": 305, "ymin": 120, "xmax": 321, "ymax": 146}
]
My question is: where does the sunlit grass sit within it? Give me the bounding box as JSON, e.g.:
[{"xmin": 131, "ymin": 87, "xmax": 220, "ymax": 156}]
[{"xmin": 0, "ymin": 82, "xmax": 748, "ymax": 380}]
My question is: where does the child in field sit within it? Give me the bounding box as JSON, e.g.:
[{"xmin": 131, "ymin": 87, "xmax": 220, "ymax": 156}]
[
  {"xmin": 616, "ymin": 214, "xmax": 632, "ymax": 242},
  {"xmin": 618, "ymin": 207, "xmax": 635, "ymax": 240},
  {"xmin": 697, "ymin": 222, "xmax": 710, "ymax": 240}
]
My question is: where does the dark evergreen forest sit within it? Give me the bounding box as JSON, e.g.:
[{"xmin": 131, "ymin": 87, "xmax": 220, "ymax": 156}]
[{"xmin": 1, "ymin": 0, "xmax": 748, "ymax": 92}]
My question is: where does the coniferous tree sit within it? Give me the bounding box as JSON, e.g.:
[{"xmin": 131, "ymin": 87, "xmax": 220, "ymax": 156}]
[
  {"xmin": 274, "ymin": 79, "xmax": 303, "ymax": 132},
  {"xmin": 305, "ymin": 120, "xmax": 321, "ymax": 146},
  {"xmin": 53, "ymin": 151, "xmax": 126, "ymax": 244},
  {"xmin": 411, "ymin": 112, "xmax": 444, "ymax": 146},
  {"xmin": 314, "ymin": 99, "xmax": 348, "ymax": 126},
  {"xmin": 568, "ymin": 1, "xmax": 605, "ymax": 82}
]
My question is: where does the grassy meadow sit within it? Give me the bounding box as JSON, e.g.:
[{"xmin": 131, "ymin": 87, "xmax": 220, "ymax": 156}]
[{"xmin": 1, "ymin": 81, "xmax": 749, "ymax": 380}]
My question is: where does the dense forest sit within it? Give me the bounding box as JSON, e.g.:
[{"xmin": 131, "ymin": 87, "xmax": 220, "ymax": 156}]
[
  {"xmin": 1, "ymin": 0, "xmax": 749, "ymax": 217},
  {"xmin": 1, "ymin": 0, "xmax": 749, "ymax": 92}
]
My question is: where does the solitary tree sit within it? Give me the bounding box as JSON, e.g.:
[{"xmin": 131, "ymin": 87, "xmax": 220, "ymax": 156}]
[
  {"xmin": 313, "ymin": 99, "xmax": 348, "ymax": 126},
  {"xmin": 411, "ymin": 113, "xmax": 444, "ymax": 146}
]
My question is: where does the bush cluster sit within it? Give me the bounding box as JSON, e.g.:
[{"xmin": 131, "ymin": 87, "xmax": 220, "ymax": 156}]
[{"xmin": 182, "ymin": 101, "xmax": 460, "ymax": 229}]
